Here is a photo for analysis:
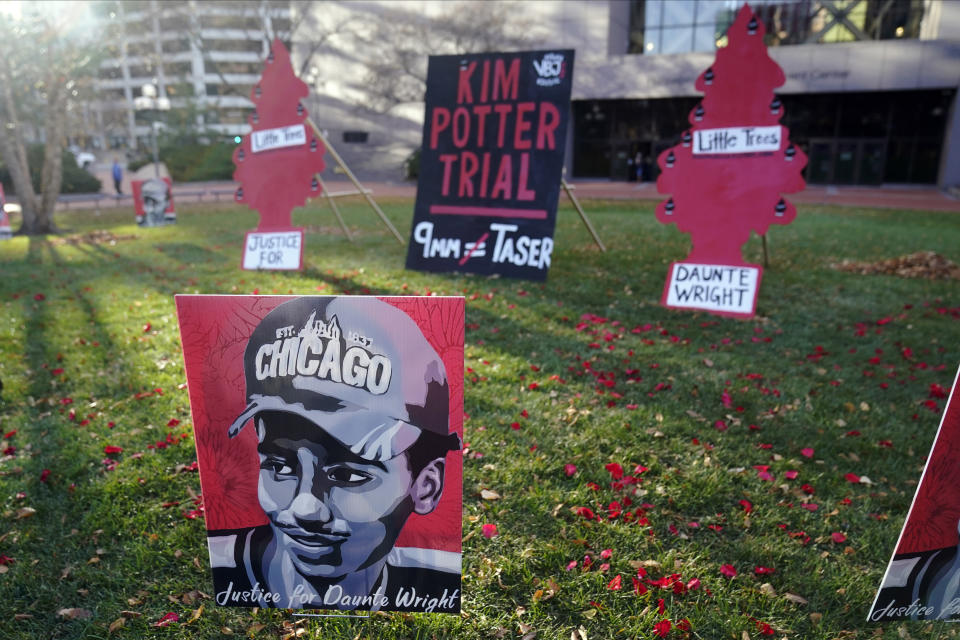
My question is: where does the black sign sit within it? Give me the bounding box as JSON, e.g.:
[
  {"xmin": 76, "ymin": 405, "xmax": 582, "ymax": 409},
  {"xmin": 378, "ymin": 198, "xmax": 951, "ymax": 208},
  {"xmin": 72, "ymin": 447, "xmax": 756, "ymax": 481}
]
[{"xmin": 406, "ymin": 50, "xmax": 575, "ymax": 281}]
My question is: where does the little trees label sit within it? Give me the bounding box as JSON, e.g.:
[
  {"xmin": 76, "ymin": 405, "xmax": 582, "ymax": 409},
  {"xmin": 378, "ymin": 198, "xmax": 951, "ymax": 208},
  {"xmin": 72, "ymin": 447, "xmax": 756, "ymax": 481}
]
[
  {"xmin": 693, "ymin": 126, "xmax": 781, "ymax": 155},
  {"xmin": 251, "ymin": 125, "xmax": 307, "ymax": 153}
]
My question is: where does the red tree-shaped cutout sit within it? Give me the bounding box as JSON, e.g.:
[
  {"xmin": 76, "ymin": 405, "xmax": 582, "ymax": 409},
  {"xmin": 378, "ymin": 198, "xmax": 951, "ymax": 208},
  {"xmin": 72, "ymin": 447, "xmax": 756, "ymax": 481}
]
[
  {"xmin": 655, "ymin": 4, "xmax": 807, "ymax": 266},
  {"xmin": 233, "ymin": 39, "xmax": 326, "ymax": 231}
]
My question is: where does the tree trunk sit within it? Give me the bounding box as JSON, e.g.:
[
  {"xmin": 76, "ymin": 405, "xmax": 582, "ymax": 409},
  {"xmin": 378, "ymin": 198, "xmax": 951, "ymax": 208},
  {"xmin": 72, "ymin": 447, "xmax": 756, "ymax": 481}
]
[
  {"xmin": 0, "ymin": 54, "xmax": 42, "ymax": 234},
  {"xmin": 37, "ymin": 78, "xmax": 67, "ymax": 234}
]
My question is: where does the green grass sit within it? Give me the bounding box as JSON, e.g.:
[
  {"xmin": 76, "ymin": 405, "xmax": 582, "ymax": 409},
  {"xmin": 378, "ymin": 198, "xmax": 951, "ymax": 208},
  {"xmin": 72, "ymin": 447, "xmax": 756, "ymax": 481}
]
[{"xmin": 0, "ymin": 196, "xmax": 957, "ymax": 639}]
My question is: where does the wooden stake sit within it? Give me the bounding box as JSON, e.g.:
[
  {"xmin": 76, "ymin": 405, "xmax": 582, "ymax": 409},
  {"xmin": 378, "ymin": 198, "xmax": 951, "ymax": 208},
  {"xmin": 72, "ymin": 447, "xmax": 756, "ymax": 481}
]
[
  {"xmin": 314, "ymin": 174, "xmax": 352, "ymax": 242},
  {"xmin": 561, "ymin": 179, "xmax": 606, "ymax": 252},
  {"xmin": 305, "ymin": 118, "xmax": 405, "ymax": 244}
]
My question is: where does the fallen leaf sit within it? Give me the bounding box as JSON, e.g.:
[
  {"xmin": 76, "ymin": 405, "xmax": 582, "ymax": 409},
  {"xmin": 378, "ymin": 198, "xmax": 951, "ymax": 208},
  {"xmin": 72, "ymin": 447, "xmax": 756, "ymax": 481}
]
[
  {"xmin": 480, "ymin": 489, "xmax": 501, "ymax": 500},
  {"xmin": 57, "ymin": 608, "xmax": 93, "ymax": 620},
  {"xmin": 760, "ymin": 583, "xmax": 777, "ymax": 597},
  {"xmin": 15, "ymin": 507, "xmax": 36, "ymax": 519},
  {"xmin": 187, "ymin": 604, "xmax": 203, "ymax": 623},
  {"xmin": 109, "ymin": 618, "xmax": 125, "ymax": 633},
  {"xmin": 784, "ymin": 592, "xmax": 809, "ymax": 605}
]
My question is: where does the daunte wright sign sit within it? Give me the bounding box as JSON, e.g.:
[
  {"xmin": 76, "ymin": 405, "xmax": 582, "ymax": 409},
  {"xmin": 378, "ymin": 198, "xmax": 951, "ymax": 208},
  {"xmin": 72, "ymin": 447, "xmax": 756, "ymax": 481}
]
[
  {"xmin": 176, "ymin": 295, "xmax": 464, "ymax": 613},
  {"xmin": 406, "ymin": 50, "xmax": 574, "ymax": 281}
]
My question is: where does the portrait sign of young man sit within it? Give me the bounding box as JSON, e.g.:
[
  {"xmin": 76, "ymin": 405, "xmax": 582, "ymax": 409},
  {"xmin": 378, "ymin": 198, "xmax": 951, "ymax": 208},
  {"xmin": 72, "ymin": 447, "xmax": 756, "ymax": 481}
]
[
  {"xmin": 133, "ymin": 177, "xmax": 176, "ymax": 226},
  {"xmin": 869, "ymin": 364, "xmax": 960, "ymax": 621},
  {"xmin": 176, "ymin": 296, "xmax": 464, "ymax": 613}
]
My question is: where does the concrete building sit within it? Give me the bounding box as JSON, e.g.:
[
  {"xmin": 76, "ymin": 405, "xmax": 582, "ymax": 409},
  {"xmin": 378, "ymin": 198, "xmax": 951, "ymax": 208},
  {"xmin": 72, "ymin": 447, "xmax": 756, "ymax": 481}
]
[
  {"xmin": 293, "ymin": 0, "xmax": 960, "ymax": 188},
  {"xmin": 90, "ymin": 0, "xmax": 291, "ymax": 151}
]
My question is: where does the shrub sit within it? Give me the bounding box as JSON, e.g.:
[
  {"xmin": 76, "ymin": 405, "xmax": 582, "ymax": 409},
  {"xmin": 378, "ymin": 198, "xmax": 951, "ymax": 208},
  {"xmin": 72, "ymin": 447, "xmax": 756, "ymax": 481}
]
[
  {"xmin": 128, "ymin": 140, "xmax": 237, "ymax": 182},
  {"xmin": 403, "ymin": 147, "xmax": 421, "ymax": 181},
  {"xmin": 0, "ymin": 145, "xmax": 102, "ymax": 194}
]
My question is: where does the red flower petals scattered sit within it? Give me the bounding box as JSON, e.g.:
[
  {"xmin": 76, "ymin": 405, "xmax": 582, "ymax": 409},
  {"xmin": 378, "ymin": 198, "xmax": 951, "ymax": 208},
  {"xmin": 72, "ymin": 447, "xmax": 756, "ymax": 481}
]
[
  {"xmin": 739, "ymin": 499, "xmax": 753, "ymax": 513},
  {"xmin": 481, "ymin": 523, "xmax": 498, "ymax": 538},
  {"xmin": 103, "ymin": 445, "xmax": 123, "ymax": 455},
  {"xmin": 564, "ymin": 464, "xmax": 577, "ymax": 476},
  {"xmin": 607, "ymin": 574, "xmax": 622, "ymax": 591},
  {"xmin": 831, "ymin": 531, "xmax": 848, "ymax": 544},
  {"xmin": 800, "ymin": 447, "xmax": 814, "ymax": 458},
  {"xmin": 719, "ymin": 564, "xmax": 737, "ymax": 578},
  {"xmin": 754, "ymin": 566, "xmax": 776, "ymax": 575}
]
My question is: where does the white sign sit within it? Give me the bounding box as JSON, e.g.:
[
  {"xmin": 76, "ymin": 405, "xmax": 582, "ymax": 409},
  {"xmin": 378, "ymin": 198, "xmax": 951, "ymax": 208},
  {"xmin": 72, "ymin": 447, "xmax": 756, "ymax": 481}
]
[
  {"xmin": 664, "ymin": 262, "xmax": 760, "ymax": 315},
  {"xmin": 693, "ymin": 126, "xmax": 781, "ymax": 155},
  {"xmin": 251, "ymin": 125, "xmax": 307, "ymax": 153},
  {"xmin": 242, "ymin": 231, "xmax": 303, "ymax": 270}
]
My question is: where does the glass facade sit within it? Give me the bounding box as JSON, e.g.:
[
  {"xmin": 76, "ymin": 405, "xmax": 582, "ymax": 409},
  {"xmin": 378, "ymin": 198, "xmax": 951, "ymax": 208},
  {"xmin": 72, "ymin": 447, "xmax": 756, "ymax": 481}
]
[
  {"xmin": 629, "ymin": 0, "xmax": 927, "ymax": 55},
  {"xmin": 571, "ymin": 90, "xmax": 954, "ymax": 185}
]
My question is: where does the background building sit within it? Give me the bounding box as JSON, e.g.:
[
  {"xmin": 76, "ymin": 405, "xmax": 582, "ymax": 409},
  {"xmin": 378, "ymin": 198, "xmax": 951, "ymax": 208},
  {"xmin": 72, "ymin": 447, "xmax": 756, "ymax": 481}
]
[
  {"xmin": 90, "ymin": 0, "xmax": 291, "ymax": 151},
  {"xmin": 85, "ymin": 1, "xmax": 959, "ymax": 189},
  {"xmin": 292, "ymin": 0, "xmax": 959, "ymax": 188}
]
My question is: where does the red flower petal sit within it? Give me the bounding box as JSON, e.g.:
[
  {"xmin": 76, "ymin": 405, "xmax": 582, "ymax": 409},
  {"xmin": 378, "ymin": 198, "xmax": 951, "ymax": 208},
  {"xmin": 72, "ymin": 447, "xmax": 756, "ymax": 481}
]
[
  {"xmin": 481, "ymin": 523, "xmax": 498, "ymax": 538},
  {"xmin": 103, "ymin": 445, "xmax": 123, "ymax": 454},
  {"xmin": 653, "ymin": 619, "xmax": 671, "ymax": 637},
  {"xmin": 800, "ymin": 447, "xmax": 814, "ymax": 458},
  {"xmin": 607, "ymin": 575, "xmax": 622, "ymax": 591},
  {"xmin": 605, "ymin": 462, "xmax": 624, "ymax": 480},
  {"xmin": 719, "ymin": 564, "xmax": 737, "ymax": 578},
  {"xmin": 564, "ymin": 464, "xmax": 577, "ymax": 476},
  {"xmin": 831, "ymin": 531, "xmax": 847, "ymax": 543},
  {"xmin": 154, "ymin": 612, "xmax": 179, "ymax": 627}
]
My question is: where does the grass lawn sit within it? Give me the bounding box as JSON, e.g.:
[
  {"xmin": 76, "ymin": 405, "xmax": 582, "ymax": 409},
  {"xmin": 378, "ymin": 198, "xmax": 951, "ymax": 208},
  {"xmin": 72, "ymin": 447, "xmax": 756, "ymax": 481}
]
[{"xmin": 0, "ymin": 195, "xmax": 957, "ymax": 639}]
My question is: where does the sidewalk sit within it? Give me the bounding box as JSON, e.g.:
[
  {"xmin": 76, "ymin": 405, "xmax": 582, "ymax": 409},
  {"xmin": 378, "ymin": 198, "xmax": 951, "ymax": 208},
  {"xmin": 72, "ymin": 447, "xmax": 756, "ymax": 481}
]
[{"xmin": 24, "ymin": 176, "xmax": 960, "ymax": 214}]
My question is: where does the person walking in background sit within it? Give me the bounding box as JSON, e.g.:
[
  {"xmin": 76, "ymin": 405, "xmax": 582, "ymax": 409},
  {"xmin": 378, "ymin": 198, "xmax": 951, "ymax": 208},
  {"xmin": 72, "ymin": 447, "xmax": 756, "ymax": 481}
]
[{"xmin": 112, "ymin": 158, "xmax": 123, "ymax": 195}]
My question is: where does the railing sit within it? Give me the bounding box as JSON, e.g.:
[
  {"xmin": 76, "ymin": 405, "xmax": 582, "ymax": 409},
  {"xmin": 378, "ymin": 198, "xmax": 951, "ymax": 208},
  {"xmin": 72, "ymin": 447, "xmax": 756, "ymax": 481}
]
[{"xmin": 50, "ymin": 188, "xmax": 239, "ymax": 212}]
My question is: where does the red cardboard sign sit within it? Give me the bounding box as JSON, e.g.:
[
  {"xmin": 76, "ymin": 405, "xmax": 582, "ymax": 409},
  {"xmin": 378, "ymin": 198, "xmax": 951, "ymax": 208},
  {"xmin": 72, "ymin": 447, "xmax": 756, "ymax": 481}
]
[
  {"xmin": 869, "ymin": 366, "xmax": 960, "ymax": 621},
  {"xmin": 656, "ymin": 4, "xmax": 807, "ymax": 318},
  {"xmin": 176, "ymin": 295, "xmax": 463, "ymax": 613},
  {"xmin": 132, "ymin": 177, "xmax": 176, "ymax": 227},
  {"xmin": 233, "ymin": 39, "xmax": 326, "ymax": 235}
]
